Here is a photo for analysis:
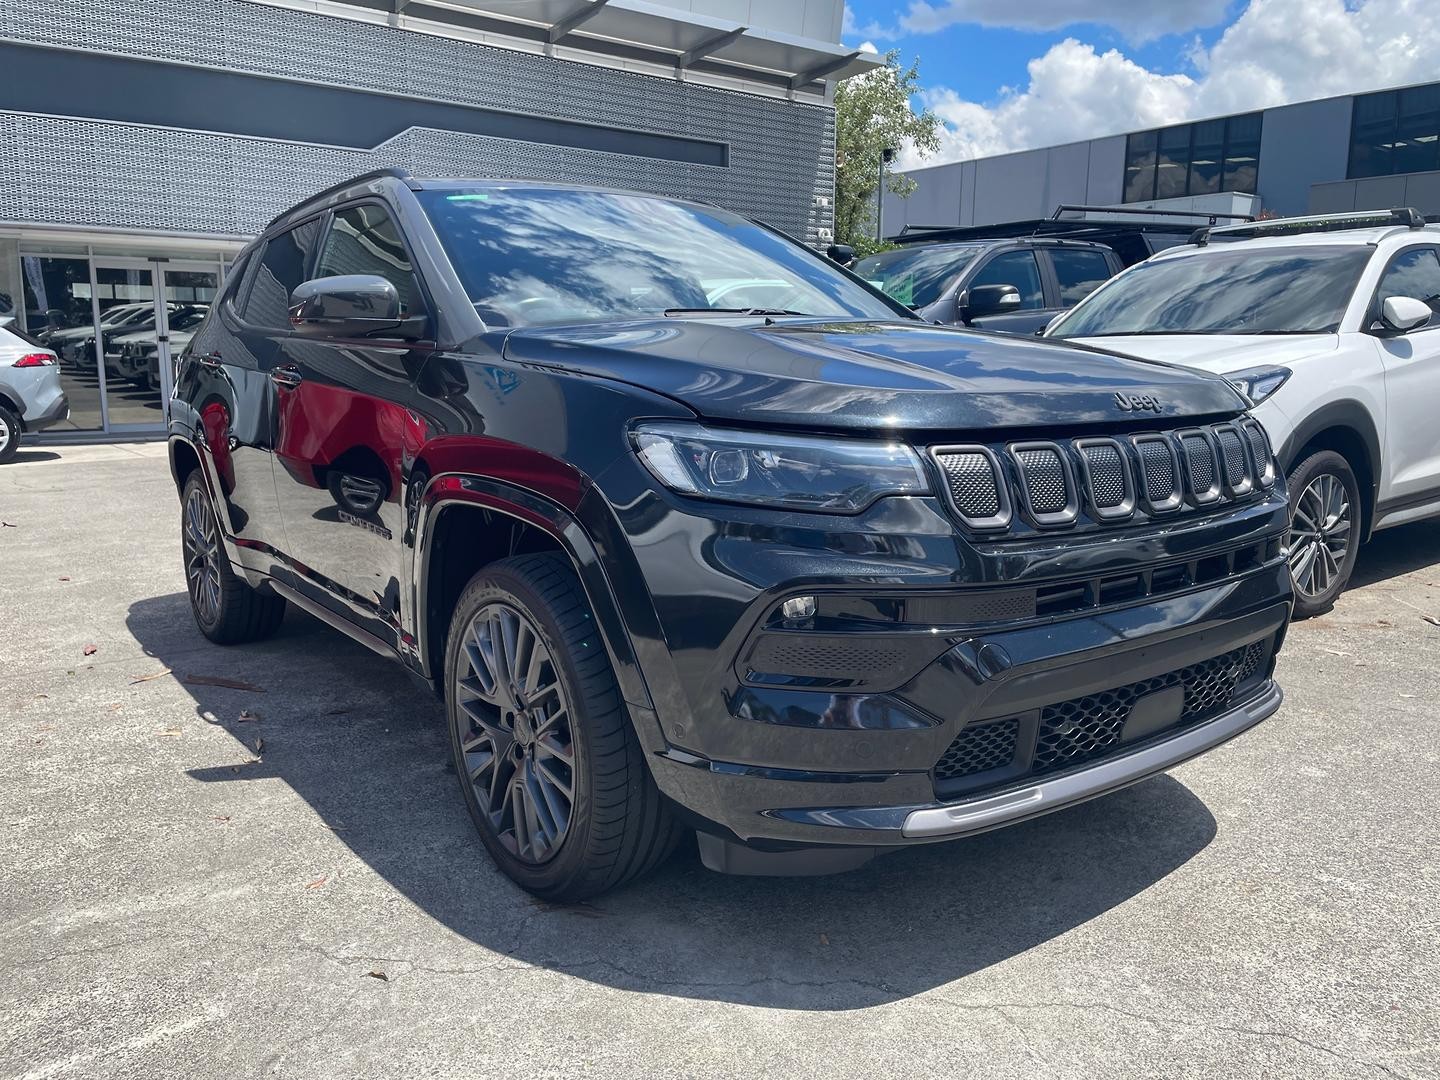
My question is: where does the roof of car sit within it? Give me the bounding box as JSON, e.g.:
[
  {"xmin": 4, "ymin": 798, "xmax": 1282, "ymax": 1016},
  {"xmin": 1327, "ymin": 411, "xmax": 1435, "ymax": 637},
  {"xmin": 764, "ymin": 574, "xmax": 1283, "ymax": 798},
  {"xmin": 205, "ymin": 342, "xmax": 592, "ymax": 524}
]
[{"xmin": 1150, "ymin": 224, "xmax": 1440, "ymax": 261}]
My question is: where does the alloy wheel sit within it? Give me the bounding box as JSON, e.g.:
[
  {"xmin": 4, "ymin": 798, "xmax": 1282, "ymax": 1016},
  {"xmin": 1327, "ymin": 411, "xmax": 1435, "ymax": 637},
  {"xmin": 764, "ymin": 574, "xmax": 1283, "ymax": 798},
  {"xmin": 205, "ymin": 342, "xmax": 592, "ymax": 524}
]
[
  {"xmin": 454, "ymin": 602, "xmax": 576, "ymax": 864},
  {"xmin": 183, "ymin": 486, "xmax": 222, "ymax": 624},
  {"xmin": 0, "ymin": 413, "xmax": 11, "ymax": 455},
  {"xmin": 1288, "ymin": 471, "xmax": 1351, "ymax": 599}
]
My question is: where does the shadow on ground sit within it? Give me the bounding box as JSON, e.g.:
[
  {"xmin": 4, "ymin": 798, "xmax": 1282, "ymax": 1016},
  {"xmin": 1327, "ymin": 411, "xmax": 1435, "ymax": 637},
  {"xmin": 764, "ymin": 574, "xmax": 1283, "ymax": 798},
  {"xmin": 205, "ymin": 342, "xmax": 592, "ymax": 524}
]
[
  {"xmin": 128, "ymin": 591, "xmax": 1217, "ymax": 1010},
  {"xmin": 8, "ymin": 449, "xmax": 62, "ymax": 464},
  {"xmin": 1349, "ymin": 519, "xmax": 1440, "ymax": 590}
]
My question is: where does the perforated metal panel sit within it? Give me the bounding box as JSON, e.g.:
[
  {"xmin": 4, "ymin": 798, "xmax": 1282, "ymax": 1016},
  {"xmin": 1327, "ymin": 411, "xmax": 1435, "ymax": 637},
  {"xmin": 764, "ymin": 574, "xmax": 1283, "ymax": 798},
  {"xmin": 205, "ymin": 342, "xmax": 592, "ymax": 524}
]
[{"xmin": 0, "ymin": 0, "xmax": 836, "ymax": 241}]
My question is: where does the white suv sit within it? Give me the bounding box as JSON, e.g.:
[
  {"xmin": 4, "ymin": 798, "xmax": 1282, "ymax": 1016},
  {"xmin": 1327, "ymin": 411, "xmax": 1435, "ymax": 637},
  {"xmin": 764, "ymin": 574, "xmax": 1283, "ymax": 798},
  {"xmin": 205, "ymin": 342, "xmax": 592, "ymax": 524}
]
[{"xmin": 1047, "ymin": 209, "xmax": 1440, "ymax": 618}]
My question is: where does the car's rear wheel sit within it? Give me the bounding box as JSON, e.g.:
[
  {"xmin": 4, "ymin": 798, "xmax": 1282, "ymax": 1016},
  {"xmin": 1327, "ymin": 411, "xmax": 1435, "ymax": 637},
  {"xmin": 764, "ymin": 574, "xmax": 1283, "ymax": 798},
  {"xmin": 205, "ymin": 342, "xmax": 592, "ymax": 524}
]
[
  {"xmin": 1286, "ymin": 450, "xmax": 1360, "ymax": 619},
  {"xmin": 445, "ymin": 553, "xmax": 681, "ymax": 900},
  {"xmin": 181, "ymin": 472, "xmax": 286, "ymax": 643},
  {"xmin": 0, "ymin": 404, "xmax": 19, "ymax": 464}
]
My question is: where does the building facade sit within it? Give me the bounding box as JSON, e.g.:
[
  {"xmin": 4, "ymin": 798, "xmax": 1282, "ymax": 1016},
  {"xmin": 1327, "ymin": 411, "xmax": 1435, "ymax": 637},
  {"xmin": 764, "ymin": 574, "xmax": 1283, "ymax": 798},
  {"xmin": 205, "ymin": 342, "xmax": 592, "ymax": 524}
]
[
  {"xmin": 0, "ymin": 0, "xmax": 868, "ymax": 435},
  {"xmin": 883, "ymin": 79, "xmax": 1440, "ymax": 238}
]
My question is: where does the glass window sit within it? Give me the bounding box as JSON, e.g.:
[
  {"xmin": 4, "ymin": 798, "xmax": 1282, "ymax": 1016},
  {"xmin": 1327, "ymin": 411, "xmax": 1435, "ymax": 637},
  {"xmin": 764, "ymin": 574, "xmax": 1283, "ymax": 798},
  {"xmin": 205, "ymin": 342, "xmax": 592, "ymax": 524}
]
[
  {"xmin": 316, "ymin": 203, "xmax": 424, "ymax": 318},
  {"xmin": 418, "ymin": 186, "xmax": 907, "ymax": 328},
  {"xmin": 1124, "ymin": 130, "xmax": 1158, "ymax": 203},
  {"xmin": 1188, "ymin": 119, "xmax": 1225, "ymax": 196},
  {"xmin": 1156, "ymin": 126, "xmax": 1191, "ymax": 199},
  {"xmin": 243, "ymin": 218, "xmax": 322, "ymax": 328},
  {"xmin": 1050, "ymin": 248, "xmax": 1113, "ymax": 306},
  {"xmin": 1394, "ymin": 85, "xmax": 1440, "ymax": 177},
  {"xmin": 969, "ymin": 250, "xmax": 1044, "ymax": 309},
  {"xmin": 852, "ymin": 244, "xmax": 987, "ymax": 308},
  {"xmin": 1050, "ymin": 246, "xmax": 1372, "ymax": 337},
  {"xmin": 1350, "ymin": 91, "xmax": 1399, "ymax": 179},
  {"xmin": 1221, "ymin": 113, "xmax": 1263, "ymax": 194},
  {"xmin": 1376, "ymin": 248, "xmax": 1440, "ymax": 316},
  {"xmin": 20, "ymin": 255, "xmax": 102, "ymax": 430}
]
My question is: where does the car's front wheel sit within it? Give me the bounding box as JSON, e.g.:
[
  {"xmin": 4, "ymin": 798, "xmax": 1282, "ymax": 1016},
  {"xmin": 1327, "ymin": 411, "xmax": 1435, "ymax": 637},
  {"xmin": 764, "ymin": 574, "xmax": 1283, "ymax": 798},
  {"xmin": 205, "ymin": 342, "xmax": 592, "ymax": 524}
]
[
  {"xmin": 180, "ymin": 472, "xmax": 286, "ymax": 643},
  {"xmin": 1286, "ymin": 449, "xmax": 1361, "ymax": 619},
  {"xmin": 445, "ymin": 553, "xmax": 681, "ymax": 900}
]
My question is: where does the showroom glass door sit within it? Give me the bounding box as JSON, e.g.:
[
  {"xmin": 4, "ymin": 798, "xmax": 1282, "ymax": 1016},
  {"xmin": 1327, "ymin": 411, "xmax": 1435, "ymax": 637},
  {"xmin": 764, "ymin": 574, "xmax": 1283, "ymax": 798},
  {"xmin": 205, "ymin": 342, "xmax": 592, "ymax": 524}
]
[
  {"xmin": 94, "ymin": 260, "xmax": 162, "ymax": 430},
  {"xmin": 19, "ymin": 252, "xmax": 104, "ymax": 431},
  {"xmin": 153, "ymin": 263, "xmax": 222, "ymax": 422}
]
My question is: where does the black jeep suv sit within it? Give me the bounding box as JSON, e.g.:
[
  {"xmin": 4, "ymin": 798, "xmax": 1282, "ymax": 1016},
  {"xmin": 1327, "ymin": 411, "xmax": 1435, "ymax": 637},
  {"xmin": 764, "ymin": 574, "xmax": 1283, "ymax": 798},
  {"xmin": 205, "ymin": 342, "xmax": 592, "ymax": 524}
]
[{"xmin": 168, "ymin": 170, "xmax": 1291, "ymax": 900}]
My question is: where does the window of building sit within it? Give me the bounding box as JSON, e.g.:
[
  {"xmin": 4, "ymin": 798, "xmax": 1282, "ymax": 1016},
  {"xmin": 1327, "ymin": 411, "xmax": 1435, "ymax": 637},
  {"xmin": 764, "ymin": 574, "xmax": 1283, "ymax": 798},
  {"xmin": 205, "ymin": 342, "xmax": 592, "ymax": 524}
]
[
  {"xmin": 1122, "ymin": 113, "xmax": 1264, "ymax": 202},
  {"xmin": 316, "ymin": 203, "xmax": 423, "ymax": 317},
  {"xmin": 1050, "ymin": 248, "xmax": 1113, "ymax": 306},
  {"xmin": 1349, "ymin": 83, "xmax": 1440, "ymax": 179},
  {"xmin": 243, "ymin": 218, "xmax": 322, "ymax": 328},
  {"xmin": 1376, "ymin": 247, "xmax": 1440, "ymax": 317},
  {"xmin": 969, "ymin": 251, "xmax": 1043, "ymax": 309}
]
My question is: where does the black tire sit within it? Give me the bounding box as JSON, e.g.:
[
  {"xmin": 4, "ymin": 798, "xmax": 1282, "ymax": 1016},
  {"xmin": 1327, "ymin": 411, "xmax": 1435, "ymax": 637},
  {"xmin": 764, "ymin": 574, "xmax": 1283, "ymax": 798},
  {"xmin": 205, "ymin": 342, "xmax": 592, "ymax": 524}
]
[
  {"xmin": 445, "ymin": 553, "xmax": 681, "ymax": 900},
  {"xmin": 0, "ymin": 404, "xmax": 20, "ymax": 464},
  {"xmin": 1286, "ymin": 449, "xmax": 1361, "ymax": 619},
  {"xmin": 180, "ymin": 472, "xmax": 286, "ymax": 644}
]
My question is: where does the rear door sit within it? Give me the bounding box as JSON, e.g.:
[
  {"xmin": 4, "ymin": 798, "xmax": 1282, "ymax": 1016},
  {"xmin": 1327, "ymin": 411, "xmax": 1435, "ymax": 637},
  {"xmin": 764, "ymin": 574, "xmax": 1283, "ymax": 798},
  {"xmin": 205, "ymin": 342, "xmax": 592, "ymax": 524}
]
[
  {"xmin": 1370, "ymin": 244, "xmax": 1440, "ymax": 503},
  {"xmin": 1047, "ymin": 246, "xmax": 1118, "ymax": 315},
  {"xmin": 269, "ymin": 200, "xmax": 432, "ymax": 637},
  {"xmin": 962, "ymin": 248, "xmax": 1051, "ymax": 333}
]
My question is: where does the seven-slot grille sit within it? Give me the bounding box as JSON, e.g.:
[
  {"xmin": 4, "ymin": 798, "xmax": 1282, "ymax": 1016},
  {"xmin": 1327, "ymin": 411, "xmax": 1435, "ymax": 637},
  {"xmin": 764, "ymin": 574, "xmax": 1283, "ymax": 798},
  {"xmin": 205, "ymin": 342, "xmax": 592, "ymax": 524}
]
[{"xmin": 932, "ymin": 421, "xmax": 1272, "ymax": 532}]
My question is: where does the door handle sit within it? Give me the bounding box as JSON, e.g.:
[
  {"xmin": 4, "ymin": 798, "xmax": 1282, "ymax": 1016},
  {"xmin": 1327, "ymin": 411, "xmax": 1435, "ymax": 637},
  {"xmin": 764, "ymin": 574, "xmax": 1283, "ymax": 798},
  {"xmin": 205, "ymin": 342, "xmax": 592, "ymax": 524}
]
[
  {"xmin": 270, "ymin": 365, "xmax": 303, "ymax": 389},
  {"xmin": 196, "ymin": 352, "xmax": 223, "ymax": 369}
]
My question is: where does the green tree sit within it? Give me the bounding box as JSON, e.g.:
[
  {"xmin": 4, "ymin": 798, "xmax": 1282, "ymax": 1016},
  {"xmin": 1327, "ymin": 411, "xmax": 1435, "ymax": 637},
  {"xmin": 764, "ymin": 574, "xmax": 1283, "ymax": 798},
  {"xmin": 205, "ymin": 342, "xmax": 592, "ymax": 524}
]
[{"xmin": 834, "ymin": 50, "xmax": 940, "ymax": 255}]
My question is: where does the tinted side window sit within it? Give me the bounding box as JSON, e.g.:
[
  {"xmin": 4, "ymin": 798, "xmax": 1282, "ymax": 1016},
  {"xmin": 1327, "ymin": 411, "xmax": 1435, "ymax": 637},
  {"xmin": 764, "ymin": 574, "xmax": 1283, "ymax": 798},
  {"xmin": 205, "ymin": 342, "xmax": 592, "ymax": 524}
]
[
  {"xmin": 243, "ymin": 219, "xmax": 322, "ymax": 329},
  {"xmin": 316, "ymin": 204, "xmax": 423, "ymax": 317},
  {"xmin": 1377, "ymin": 248, "xmax": 1440, "ymax": 316},
  {"xmin": 970, "ymin": 251, "xmax": 1044, "ymax": 309},
  {"xmin": 1051, "ymin": 249, "xmax": 1113, "ymax": 306}
]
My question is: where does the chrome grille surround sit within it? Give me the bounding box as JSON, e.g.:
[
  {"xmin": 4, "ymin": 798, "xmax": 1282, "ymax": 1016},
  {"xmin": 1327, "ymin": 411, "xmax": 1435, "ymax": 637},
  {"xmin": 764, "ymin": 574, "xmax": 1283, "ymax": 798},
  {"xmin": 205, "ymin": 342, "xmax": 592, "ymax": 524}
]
[
  {"xmin": 1212, "ymin": 423, "xmax": 1254, "ymax": 498},
  {"xmin": 930, "ymin": 445, "xmax": 1012, "ymax": 531},
  {"xmin": 1009, "ymin": 441, "xmax": 1079, "ymax": 526},
  {"xmin": 1130, "ymin": 433, "xmax": 1184, "ymax": 513},
  {"xmin": 1175, "ymin": 428, "xmax": 1223, "ymax": 505},
  {"xmin": 1074, "ymin": 437, "xmax": 1136, "ymax": 521}
]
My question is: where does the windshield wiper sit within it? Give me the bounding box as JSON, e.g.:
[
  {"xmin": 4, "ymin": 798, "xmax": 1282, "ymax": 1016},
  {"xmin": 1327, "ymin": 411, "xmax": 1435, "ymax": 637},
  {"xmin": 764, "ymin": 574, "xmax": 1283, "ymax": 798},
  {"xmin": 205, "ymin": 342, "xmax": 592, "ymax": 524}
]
[{"xmin": 662, "ymin": 307, "xmax": 815, "ymax": 317}]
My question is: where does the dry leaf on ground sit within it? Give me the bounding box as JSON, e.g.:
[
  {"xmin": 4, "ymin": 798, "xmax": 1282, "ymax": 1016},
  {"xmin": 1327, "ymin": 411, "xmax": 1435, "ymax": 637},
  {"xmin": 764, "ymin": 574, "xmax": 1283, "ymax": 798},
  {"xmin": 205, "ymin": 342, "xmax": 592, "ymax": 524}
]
[{"xmin": 130, "ymin": 669, "xmax": 172, "ymax": 684}]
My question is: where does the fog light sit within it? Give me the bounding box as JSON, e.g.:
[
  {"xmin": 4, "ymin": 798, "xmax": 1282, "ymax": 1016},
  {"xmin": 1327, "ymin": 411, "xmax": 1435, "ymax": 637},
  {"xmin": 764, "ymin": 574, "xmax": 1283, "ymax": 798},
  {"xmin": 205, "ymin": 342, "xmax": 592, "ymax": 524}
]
[{"xmin": 781, "ymin": 595, "xmax": 816, "ymax": 620}]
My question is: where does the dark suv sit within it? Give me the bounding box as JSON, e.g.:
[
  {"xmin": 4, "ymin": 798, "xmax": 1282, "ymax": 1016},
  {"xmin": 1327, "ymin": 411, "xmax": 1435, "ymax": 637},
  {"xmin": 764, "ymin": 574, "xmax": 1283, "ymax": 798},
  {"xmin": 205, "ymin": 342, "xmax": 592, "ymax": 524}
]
[
  {"xmin": 168, "ymin": 170, "xmax": 1291, "ymax": 900},
  {"xmin": 853, "ymin": 238, "xmax": 1123, "ymax": 333}
]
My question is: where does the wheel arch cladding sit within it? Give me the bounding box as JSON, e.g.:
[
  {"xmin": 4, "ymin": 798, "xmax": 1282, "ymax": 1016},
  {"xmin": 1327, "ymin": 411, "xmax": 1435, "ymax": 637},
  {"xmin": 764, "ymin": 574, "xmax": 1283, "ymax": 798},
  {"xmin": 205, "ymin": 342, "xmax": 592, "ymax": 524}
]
[
  {"xmin": 169, "ymin": 436, "xmax": 203, "ymax": 494},
  {"xmin": 1279, "ymin": 402, "xmax": 1380, "ymax": 539}
]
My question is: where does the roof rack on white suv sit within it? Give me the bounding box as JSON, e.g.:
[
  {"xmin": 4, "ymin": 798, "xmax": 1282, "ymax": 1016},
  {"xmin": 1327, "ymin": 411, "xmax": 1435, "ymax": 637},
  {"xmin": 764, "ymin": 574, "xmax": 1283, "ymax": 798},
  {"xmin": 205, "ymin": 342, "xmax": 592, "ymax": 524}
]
[{"xmin": 1189, "ymin": 206, "xmax": 1432, "ymax": 246}]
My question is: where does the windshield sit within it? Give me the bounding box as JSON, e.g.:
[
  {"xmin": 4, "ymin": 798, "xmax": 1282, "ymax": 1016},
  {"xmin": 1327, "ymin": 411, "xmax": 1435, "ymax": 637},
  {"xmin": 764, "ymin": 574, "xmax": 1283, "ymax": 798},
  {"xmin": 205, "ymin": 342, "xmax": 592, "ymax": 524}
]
[
  {"xmin": 417, "ymin": 186, "xmax": 907, "ymax": 328},
  {"xmin": 1050, "ymin": 246, "xmax": 1371, "ymax": 337},
  {"xmin": 852, "ymin": 244, "xmax": 986, "ymax": 308}
]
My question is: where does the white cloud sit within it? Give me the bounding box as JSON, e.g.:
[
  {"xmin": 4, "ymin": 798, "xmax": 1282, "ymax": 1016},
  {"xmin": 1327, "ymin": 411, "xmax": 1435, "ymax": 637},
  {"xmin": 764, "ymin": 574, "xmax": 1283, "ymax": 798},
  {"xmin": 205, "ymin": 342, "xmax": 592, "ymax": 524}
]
[
  {"xmin": 896, "ymin": 0, "xmax": 1230, "ymax": 43},
  {"xmin": 903, "ymin": 0, "xmax": 1440, "ymax": 169},
  {"xmin": 857, "ymin": 40, "xmax": 880, "ymax": 54}
]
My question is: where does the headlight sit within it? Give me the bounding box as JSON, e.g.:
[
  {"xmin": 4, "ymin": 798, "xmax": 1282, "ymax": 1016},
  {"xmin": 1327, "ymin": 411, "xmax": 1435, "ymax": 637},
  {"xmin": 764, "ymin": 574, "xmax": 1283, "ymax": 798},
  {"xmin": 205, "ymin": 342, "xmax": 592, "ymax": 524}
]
[
  {"xmin": 632, "ymin": 422, "xmax": 929, "ymax": 513},
  {"xmin": 1226, "ymin": 366, "xmax": 1290, "ymax": 406}
]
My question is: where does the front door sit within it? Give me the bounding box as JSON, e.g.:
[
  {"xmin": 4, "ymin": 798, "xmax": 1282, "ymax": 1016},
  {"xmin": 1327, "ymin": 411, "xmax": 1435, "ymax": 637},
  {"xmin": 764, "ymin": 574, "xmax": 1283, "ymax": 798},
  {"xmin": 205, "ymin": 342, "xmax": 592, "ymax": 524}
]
[
  {"xmin": 1372, "ymin": 245, "xmax": 1440, "ymax": 503},
  {"xmin": 270, "ymin": 201, "xmax": 432, "ymax": 641},
  {"xmin": 964, "ymin": 249, "xmax": 1054, "ymax": 334}
]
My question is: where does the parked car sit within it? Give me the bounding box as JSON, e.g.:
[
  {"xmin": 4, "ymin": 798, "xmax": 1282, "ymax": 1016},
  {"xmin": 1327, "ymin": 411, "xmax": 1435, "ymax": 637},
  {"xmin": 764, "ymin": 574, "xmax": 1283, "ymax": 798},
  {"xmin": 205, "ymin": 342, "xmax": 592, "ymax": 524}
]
[
  {"xmin": 169, "ymin": 170, "xmax": 1291, "ymax": 900},
  {"xmin": 110, "ymin": 306, "xmax": 208, "ymax": 388},
  {"xmin": 853, "ymin": 238, "xmax": 1123, "ymax": 334},
  {"xmin": 46, "ymin": 303, "xmax": 152, "ymax": 367},
  {"xmin": 1048, "ymin": 208, "xmax": 1440, "ymax": 618},
  {"xmin": 0, "ymin": 325, "xmax": 68, "ymax": 462}
]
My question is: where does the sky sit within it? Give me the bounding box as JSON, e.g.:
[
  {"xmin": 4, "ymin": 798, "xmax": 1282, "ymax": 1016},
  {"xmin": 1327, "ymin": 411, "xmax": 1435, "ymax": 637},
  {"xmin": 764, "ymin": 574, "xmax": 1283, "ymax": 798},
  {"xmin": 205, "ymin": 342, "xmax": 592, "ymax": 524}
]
[{"xmin": 840, "ymin": 0, "xmax": 1440, "ymax": 170}]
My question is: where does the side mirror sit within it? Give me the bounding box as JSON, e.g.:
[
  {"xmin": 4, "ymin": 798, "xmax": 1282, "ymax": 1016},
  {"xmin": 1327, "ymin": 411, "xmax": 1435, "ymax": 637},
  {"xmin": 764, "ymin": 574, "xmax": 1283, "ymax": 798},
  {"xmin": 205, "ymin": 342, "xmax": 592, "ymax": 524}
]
[
  {"xmin": 289, "ymin": 275, "xmax": 404, "ymax": 338},
  {"xmin": 826, "ymin": 243, "xmax": 855, "ymax": 266},
  {"xmin": 961, "ymin": 283, "xmax": 1021, "ymax": 321},
  {"xmin": 1379, "ymin": 295, "xmax": 1432, "ymax": 334}
]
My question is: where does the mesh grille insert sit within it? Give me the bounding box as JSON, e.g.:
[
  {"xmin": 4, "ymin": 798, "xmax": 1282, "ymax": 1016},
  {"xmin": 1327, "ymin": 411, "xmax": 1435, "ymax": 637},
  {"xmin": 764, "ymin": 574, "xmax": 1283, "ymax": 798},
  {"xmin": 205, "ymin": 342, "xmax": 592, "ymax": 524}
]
[
  {"xmin": 1016, "ymin": 448, "xmax": 1068, "ymax": 515},
  {"xmin": 1180, "ymin": 433, "xmax": 1217, "ymax": 495},
  {"xmin": 1243, "ymin": 422, "xmax": 1273, "ymax": 485},
  {"xmin": 1137, "ymin": 438, "xmax": 1178, "ymax": 504},
  {"xmin": 935, "ymin": 451, "xmax": 1002, "ymax": 520},
  {"xmin": 1032, "ymin": 642, "xmax": 1264, "ymax": 775},
  {"xmin": 1216, "ymin": 428, "xmax": 1249, "ymax": 489},
  {"xmin": 934, "ymin": 717, "xmax": 1019, "ymax": 780},
  {"xmin": 1081, "ymin": 442, "xmax": 1127, "ymax": 508}
]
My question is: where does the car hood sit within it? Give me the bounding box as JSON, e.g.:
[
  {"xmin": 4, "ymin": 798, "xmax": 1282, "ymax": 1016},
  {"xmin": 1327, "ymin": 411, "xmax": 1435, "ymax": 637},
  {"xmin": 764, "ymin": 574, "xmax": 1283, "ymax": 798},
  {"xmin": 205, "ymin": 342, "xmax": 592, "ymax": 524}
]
[
  {"xmin": 1061, "ymin": 333, "xmax": 1338, "ymax": 375},
  {"xmin": 501, "ymin": 318, "xmax": 1248, "ymax": 432}
]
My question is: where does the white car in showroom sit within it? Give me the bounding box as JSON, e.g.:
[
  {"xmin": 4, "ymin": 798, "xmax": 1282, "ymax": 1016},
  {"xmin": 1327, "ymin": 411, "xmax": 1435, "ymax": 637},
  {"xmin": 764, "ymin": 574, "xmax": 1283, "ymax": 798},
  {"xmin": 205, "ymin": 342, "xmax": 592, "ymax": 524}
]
[{"xmin": 1048, "ymin": 209, "xmax": 1440, "ymax": 618}]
